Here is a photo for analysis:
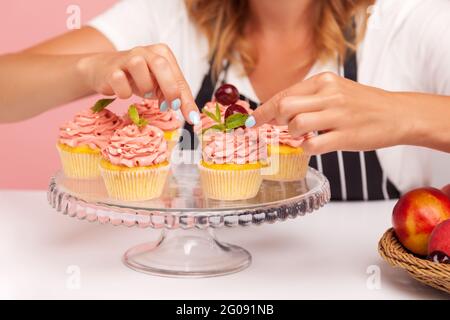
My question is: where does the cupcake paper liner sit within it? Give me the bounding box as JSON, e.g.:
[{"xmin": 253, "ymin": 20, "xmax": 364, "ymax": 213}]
[
  {"xmin": 198, "ymin": 164, "xmax": 263, "ymax": 201},
  {"xmin": 57, "ymin": 144, "xmax": 101, "ymax": 179},
  {"xmin": 100, "ymin": 164, "xmax": 170, "ymax": 201},
  {"xmin": 263, "ymin": 152, "xmax": 310, "ymax": 182}
]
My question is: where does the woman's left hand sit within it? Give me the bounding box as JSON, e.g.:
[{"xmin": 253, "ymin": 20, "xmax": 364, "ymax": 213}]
[{"xmin": 248, "ymin": 72, "xmax": 413, "ymax": 155}]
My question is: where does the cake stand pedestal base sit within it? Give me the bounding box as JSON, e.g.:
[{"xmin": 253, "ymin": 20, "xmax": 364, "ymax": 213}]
[{"xmin": 122, "ymin": 228, "xmax": 251, "ymax": 278}]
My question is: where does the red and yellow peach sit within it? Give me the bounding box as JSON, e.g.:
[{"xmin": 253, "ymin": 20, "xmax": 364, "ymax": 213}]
[{"xmin": 392, "ymin": 187, "xmax": 450, "ymax": 256}]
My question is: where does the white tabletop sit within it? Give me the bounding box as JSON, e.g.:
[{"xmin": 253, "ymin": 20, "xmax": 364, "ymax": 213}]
[{"xmin": 0, "ymin": 190, "xmax": 448, "ymax": 300}]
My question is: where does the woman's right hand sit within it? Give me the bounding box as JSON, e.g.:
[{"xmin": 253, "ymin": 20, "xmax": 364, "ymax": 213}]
[{"xmin": 77, "ymin": 43, "xmax": 200, "ymax": 124}]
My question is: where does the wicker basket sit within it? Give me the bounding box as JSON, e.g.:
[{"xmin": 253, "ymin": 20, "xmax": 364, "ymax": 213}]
[{"xmin": 378, "ymin": 228, "xmax": 450, "ymax": 294}]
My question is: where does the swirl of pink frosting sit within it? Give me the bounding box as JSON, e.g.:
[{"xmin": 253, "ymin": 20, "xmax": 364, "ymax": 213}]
[
  {"xmin": 59, "ymin": 109, "xmax": 122, "ymax": 150},
  {"xmin": 195, "ymin": 100, "xmax": 252, "ymax": 133},
  {"xmin": 102, "ymin": 124, "xmax": 168, "ymax": 168},
  {"xmin": 259, "ymin": 124, "xmax": 314, "ymax": 148},
  {"xmin": 123, "ymin": 99, "xmax": 182, "ymax": 131},
  {"xmin": 202, "ymin": 128, "xmax": 267, "ymax": 165}
]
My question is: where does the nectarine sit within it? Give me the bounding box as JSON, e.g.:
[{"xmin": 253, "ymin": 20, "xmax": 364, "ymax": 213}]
[
  {"xmin": 428, "ymin": 219, "xmax": 450, "ymax": 263},
  {"xmin": 392, "ymin": 187, "xmax": 450, "ymax": 256}
]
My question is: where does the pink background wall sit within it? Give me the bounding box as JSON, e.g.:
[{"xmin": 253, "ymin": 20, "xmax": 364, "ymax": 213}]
[{"xmin": 0, "ymin": 0, "xmax": 134, "ymax": 190}]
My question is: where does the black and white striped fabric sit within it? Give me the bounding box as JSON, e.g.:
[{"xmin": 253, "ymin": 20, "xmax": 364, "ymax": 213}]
[{"xmin": 182, "ymin": 52, "xmax": 400, "ymax": 201}]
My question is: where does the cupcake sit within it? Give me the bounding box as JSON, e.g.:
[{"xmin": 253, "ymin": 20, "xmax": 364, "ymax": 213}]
[
  {"xmin": 260, "ymin": 125, "xmax": 313, "ymax": 181},
  {"xmin": 196, "ymin": 84, "xmax": 267, "ymax": 200},
  {"xmin": 197, "ymin": 90, "xmax": 268, "ymax": 200},
  {"xmin": 100, "ymin": 105, "xmax": 170, "ymax": 201},
  {"xmin": 57, "ymin": 98, "xmax": 121, "ymax": 178},
  {"xmin": 123, "ymin": 99, "xmax": 182, "ymax": 152},
  {"xmin": 199, "ymin": 128, "xmax": 268, "ymax": 201}
]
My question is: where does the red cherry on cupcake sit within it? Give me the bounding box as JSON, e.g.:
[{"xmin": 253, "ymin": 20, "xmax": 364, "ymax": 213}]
[
  {"xmin": 215, "ymin": 84, "xmax": 239, "ymax": 106},
  {"xmin": 224, "ymin": 103, "xmax": 249, "ymax": 119},
  {"xmin": 224, "ymin": 104, "xmax": 249, "ymax": 130}
]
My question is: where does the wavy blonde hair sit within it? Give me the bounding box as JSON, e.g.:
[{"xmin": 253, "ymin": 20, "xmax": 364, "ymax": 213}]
[{"xmin": 185, "ymin": 0, "xmax": 374, "ymax": 78}]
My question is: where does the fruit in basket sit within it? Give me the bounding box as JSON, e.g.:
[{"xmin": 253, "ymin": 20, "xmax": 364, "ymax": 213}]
[
  {"xmin": 427, "ymin": 219, "xmax": 450, "ymax": 264},
  {"xmin": 392, "ymin": 187, "xmax": 450, "ymax": 256},
  {"xmin": 442, "ymin": 184, "xmax": 450, "ymax": 198}
]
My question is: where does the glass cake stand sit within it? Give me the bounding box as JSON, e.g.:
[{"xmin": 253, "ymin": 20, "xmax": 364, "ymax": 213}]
[{"xmin": 48, "ymin": 156, "xmax": 330, "ymax": 278}]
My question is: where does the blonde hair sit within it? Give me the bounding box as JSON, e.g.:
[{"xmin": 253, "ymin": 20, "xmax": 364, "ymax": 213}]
[{"xmin": 185, "ymin": 0, "xmax": 374, "ymax": 78}]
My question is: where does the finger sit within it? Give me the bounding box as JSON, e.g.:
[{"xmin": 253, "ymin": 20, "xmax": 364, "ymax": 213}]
[
  {"xmin": 154, "ymin": 87, "xmax": 166, "ymax": 110},
  {"xmin": 288, "ymin": 111, "xmax": 335, "ymax": 137},
  {"xmin": 150, "ymin": 45, "xmax": 199, "ymax": 123},
  {"xmin": 125, "ymin": 55, "xmax": 155, "ymax": 96},
  {"xmin": 274, "ymin": 95, "xmax": 336, "ymax": 125},
  {"xmin": 146, "ymin": 54, "xmax": 180, "ymax": 103},
  {"xmin": 108, "ymin": 70, "xmax": 132, "ymax": 99},
  {"xmin": 301, "ymin": 131, "xmax": 341, "ymax": 155},
  {"xmin": 250, "ymin": 77, "xmax": 320, "ymax": 127}
]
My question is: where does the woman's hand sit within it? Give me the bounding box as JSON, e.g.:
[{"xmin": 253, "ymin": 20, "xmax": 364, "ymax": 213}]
[
  {"xmin": 249, "ymin": 72, "xmax": 450, "ymax": 154},
  {"xmin": 77, "ymin": 43, "xmax": 199, "ymax": 124}
]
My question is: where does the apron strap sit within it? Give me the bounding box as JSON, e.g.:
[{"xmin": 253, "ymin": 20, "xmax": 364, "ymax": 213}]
[{"xmin": 180, "ymin": 60, "xmax": 217, "ymax": 150}]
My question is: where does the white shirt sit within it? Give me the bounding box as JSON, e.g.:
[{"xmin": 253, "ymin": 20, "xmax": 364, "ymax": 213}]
[{"xmin": 88, "ymin": 0, "xmax": 450, "ymax": 194}]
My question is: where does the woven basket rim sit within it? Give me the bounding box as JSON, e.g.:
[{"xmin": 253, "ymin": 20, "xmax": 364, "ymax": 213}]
[
  {"xmin": 379, "ymin": 228, "xmax": 450, "ymax": 273},
  {"xmin": 378, "ymin": 228, "xmax": 450, "ymax": 295}
]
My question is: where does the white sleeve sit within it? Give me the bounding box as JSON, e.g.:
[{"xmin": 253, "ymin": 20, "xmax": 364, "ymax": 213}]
[
  {"xmin": 87, "ymin": 0, "xmax": 182, "ymax": 51},
  {"xmin": 409, "ymin": 0, "xmax": 450, "ymax": 95}
]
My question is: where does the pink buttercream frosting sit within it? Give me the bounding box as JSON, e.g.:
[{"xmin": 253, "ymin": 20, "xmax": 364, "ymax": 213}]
[
  {"xmin": 259, "ymin": 124, "xmax": 313, "ymax": 148},
  {"xmin": 202, "ymin": 128, "xmax": 267, "ymax": 165},
  {"xmin": 59, "ymin": 109, "xmax": 122, "ymax": 150},
  {"xmin": 102, "ymin": 124, "xmax": 168, "ymax": 168},
  {"xmin": 195, "ymin": 100, "xmax": 252, "ymax": 133},
  {"xmin": 123, "ymin": 99, "xmax": 182, "ymax": 131}
]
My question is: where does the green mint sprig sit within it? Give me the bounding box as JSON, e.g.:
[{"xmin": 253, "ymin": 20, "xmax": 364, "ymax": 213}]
[
  {"xmin": 202, "ymin": 103, "xmax": 249, "ymax": 134},
  {"xmin": 128, "ymin": 104, "xmax": 148, "ymax": 128},
  {"xmin": 91, "ymin": 98, "xmax": 116, "ymax": 113}
]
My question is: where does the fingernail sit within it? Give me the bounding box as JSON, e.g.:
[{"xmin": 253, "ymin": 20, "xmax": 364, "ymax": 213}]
[
  {"xmin": 245, "ymin": 116, "xmax": 256, "ymax": 128},
  {"xmin": 160, "ymin": 100, "xmax": 168, "ymax": 112},
  {"xmin": 189, "ymin": 111, "xmax": 200, "ymax": 125},
  {"xmin": 171, "ymin": 98, "xmax": 181, "ymax": 110},
  {"xmin": 144, "ymin": 92, "xmax": 153, "ymax": 99}
]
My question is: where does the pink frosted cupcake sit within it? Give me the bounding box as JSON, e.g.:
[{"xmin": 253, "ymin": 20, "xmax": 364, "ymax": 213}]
[
  {"xmin": 100, "ymin": 105, "xmax": 170, "ymax": 201},
  {"xmin": 196, "ymin": 84, "xmax": 268, "ymax": 200},
  {"xmin": 123, "ymin": 99, "xmax": 182, "ymax": 152},
  {"xmin": 260, "ymin": 124, "xmax": 313, "ymax": 181},
  {"xmin": 57, "ymin": 99, "xmax": 122, "ymax": 178},
  {"xmin": 199, "ymin": 128, "xmax": 268, "ymax": 201}
]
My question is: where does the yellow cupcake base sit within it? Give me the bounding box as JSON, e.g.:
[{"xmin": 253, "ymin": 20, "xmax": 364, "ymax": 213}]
[
  {"xmin": 263, "ymin": 146, "xmax": 310, "ymax": 182},
  {"xmin": 57, "ymin": 143, "xmax": 101, "ymax": 179},
  {"xmin": 100, "ymin": 161, "xmax": 170, "ymax": 201},
  {"xmin": 199, "ymin": 164, "xmax": 262, "ymax": 201},
  {"xmin": 164, "ymin": 130, "xmax": 181, "ymax": 153}
]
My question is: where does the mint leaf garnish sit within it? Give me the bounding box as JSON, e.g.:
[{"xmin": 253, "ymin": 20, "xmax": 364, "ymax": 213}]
[
  {"xmin": 92, "ymin": 98, "xmax": 116, "ymax": 113},
  {"xmin": 203, "ymin": 110, "xmax": 219, "ymax": 123},
  {"xmin": 138, "ymin": 118, "xmax": 148, "ymax": 127},
  {"xmin": 215, "ymin": 103, "xmax": 221, "ymax": 122},
  {"xmin": 128, "ymin": 104, "xmax": 147, "ymax": 128},
  {"xmin": 225, "ymin": 113, "xmax": 249, "ymax": 130}
]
